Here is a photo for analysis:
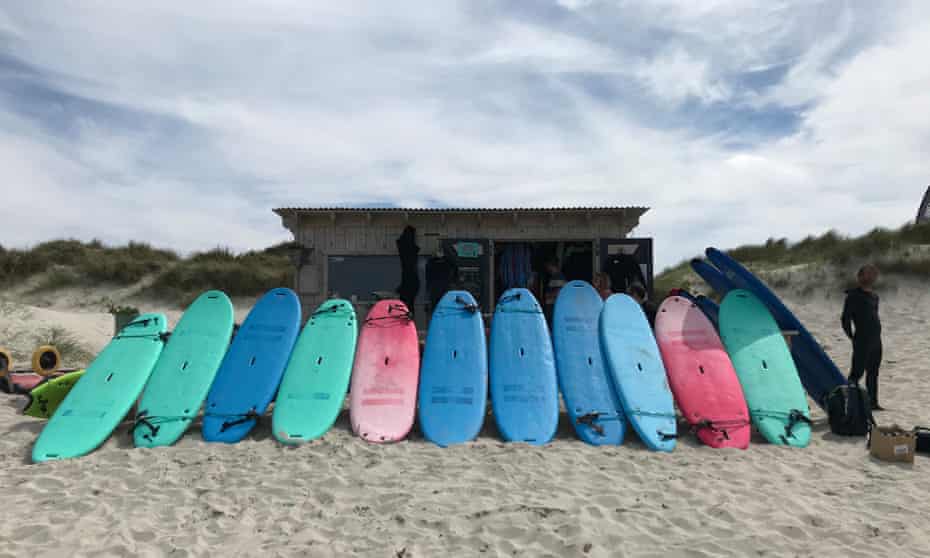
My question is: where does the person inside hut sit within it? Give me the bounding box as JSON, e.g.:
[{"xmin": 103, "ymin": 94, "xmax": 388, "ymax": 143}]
[
  {"xmin": 542, "ymin": 257, "xmax": 566, "ymax": 323},
  {"xmin": 629, "ymin": 282, "xmax": 657, "ymax": 329},
  {"xmin": 593, "ymin": 272, "xmax": 612, "ymax": 300}
]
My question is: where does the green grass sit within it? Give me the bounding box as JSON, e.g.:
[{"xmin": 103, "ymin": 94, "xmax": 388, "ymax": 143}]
[
  {"xmin": 140, "ymin": 243, "xmax": 296, "ymax": 305},
  {"xmin": 32, "ymin": 326, "xmax": 94, "ymax": 366},
  {"xmin": 1, "ymin": 239, "xmax": 296, "ymax": 306},
  {"xmin": 655, "ymin": 222, "xmax": 930, "ymax": 293}
]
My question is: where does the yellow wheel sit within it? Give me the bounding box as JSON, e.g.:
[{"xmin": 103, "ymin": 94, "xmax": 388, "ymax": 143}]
[
  {"xmin": 0, "ymin": 347, "xmax": 11, "ymax": 378},
  {"xmin": 32, "ymin": 345, "xmax": 61, "ymax": 376}
]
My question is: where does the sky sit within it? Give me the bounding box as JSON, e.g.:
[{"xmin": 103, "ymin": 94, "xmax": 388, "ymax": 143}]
[{"xmin": 1, "ymin": 1, "xmax": 928, "ymax": 271}]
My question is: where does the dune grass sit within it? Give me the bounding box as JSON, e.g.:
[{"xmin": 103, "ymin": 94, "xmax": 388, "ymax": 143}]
[
  {"xmin": 1, "ymin": 239, "xmax": 296, "ymax": 306},
  {"xmin": 655, "ymin": 222, "xmax": 930, "ymax": 295},
  {"xmin": 32, "ymin": 326, "xmax": 94, "ymax": 366}
]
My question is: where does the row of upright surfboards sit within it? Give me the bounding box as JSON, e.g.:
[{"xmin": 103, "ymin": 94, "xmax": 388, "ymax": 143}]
[{"xmin": 31, "ymin": 259, "xmax": 818, "ymax": 462}]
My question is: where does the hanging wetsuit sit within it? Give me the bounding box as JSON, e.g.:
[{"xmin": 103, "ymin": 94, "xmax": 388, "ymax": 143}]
[{"xmin": 841, "ymin": 287, "xmax": 882, "ymax": 408}]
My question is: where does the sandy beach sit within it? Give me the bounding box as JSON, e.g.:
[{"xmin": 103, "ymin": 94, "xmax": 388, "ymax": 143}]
[{"xmin": 1, "ymin": 282, "xmax": 929, "ymax": 557}]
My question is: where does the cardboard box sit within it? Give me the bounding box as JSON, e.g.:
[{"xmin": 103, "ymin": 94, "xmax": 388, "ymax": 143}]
[{"xmin": 869, "ymin": 425, "xmax": 916, "ymax": 463}]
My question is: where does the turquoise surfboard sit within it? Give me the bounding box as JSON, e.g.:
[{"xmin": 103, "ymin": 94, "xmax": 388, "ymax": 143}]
[
  {"xmin": 600, "ymin": 294, "xmax": 677, "ymax": 451},
  {"xmin": 273, "ymin": 299, "xmax": 358, "ymax": 444},
  {"xmin": 418, "ymin": 291, "xmax": 488, "ymax": 447},
  {"xmin": 32, "ymin": 314, "xmax": 167, "ymax": 462},
  {"xmin": 719, "ymin": 290, "xmax": 811, "ymax": 447},
  {"xmin": 133, "ymin": 291, "xmax": 234, "ymax": 448},
  {"xmin": 202, "ymin": 288, "xmax": 300, "ymax": 443},
  {"xmin": 552, "ymin": 280, "xmax": 625, "ymax": 445}
]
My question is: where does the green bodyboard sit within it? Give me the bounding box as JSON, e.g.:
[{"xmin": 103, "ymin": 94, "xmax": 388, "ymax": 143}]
[
  {"xmin": 134, "ymin": 291, "xmax": 234, "ymax": 448},
  {"xmin": 719, "ymin": 290, "xmax": 811, "ymax": 447},
  {"xmin": 32, "ymin": 314, "xmax": 167, "ymax": 462},
  {"xmin": 272, "ymin": 299, "xmax": 358, "ymax": 444},
  {"xmin": 23, "ymin": 370, "xmax": 86, "ymax": 419}
]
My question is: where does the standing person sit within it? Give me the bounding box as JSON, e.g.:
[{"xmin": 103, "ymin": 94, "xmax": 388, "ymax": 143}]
[
  {"xmin": 593, "ymin": 272, "xmax": 612, "ymax": 300},
  {"xmin": 629, "ymin": 283, "xmax": 657, "ymax": 329},
  {"xmin": 542, "ymin": 257, "xmax": 566, "ymax": 324},
  {"xmin": 841, "ymin": 264, "xmax": 883, "ymax": 411}
]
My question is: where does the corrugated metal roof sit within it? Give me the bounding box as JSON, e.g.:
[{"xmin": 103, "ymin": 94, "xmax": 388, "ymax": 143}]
[{"xmin": 275, "ymin": 206, "xmax": 648, "ymax": 215}]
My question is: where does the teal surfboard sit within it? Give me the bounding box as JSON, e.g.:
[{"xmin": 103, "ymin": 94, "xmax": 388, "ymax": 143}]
[
  {"xmin": 32, "ymin": 314, "xmax": 167, "ymax": 462},
  {"xmin": 273, "ymin": 299, "xmax": 358, "ymax": 444},
  {"xmin": 133, "ymin": 291, "xmax": 234, "ymax": 448},
  {"xmin": 718, "ymin": 290, "xmax": 811, "ymax": 447}
]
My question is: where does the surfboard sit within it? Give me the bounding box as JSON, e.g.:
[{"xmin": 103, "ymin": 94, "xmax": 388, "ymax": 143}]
[
  {"xmin": 273, "ymin": 299, "xmax": 358, "ymax": 444},
  {"xmin": 719, "ymin": 290, "xmax": 811, "ymax": 447},
  {"xmin": 672, "ymin": 289, "xmax": 720, "ymax": 329},
  {"xmin": 655, "ymin": 296, "xmax": 750, "ymax": 449},
  {"xmin": 552, "ymin": 281, "xmax": 625, "ymax": 445},
  {"xmin": 133, "ymin": 291, "xmax": 235, "ymax": 448},
  {"xmin": 32, "ymin": 314, "xmax": 167, "ymax": 462},
  {"xmin": 350, "ymin": 300, "xmax": 420, "ymax": 443},
  {"xmin": 202, "ymin": 288, "xmax": 300, "ymax": 443},
  {"xmin": 489, "ymin": 288, "xmax": 559, "ymax": 445},
  {"xmin": 690, "ymin": 258, "xmax": 735, "ymax": 296},
  {"xmin": 418, "ymin": 291, "xmax": 488, "ymax": 446},
  {"xmin": 23, "ymin": 369, "xmax": 86, "ymax": 419},
  {"xmin": 707, "ymin": 248, "xmax": 846, "ymax": 408},
  {"xmin": 600, "ymin": 294, "xmax": 677, "ymax": 451}
]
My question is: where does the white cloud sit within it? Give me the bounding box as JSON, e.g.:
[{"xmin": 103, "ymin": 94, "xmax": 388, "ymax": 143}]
[{"xmin": 0, "ymin": 0, "xmax": 928, "ymax": 274}]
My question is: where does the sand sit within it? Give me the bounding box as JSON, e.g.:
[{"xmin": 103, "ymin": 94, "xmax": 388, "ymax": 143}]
[{"xmin": 1, "ymin": 282, "xmax": 929, "ymax": 557}]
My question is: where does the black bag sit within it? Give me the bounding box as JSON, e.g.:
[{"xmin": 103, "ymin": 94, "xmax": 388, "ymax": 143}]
[
  {"xmin": 915, "ymin": 427, "xmax": 930, "ymax": 454},
  {"xmin": 826, "ymin": 384, "xmax": 875, "ymax": 436}
]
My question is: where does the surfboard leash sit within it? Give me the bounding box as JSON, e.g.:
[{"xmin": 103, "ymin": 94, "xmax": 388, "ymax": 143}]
[
  {"xmin": 749, "ymin": 408, "xmax": 812, "ymax": 442},
  {"xmin": 627, "ymin": 409, "xmax": 679, "ymax": 441},
  {"xmin": 692, "ymin": 417, "xmax": 751, "ymax": 441},
  {"xmin": 576, "ymin": 412, "xmax": 623, "ymax": 436}
]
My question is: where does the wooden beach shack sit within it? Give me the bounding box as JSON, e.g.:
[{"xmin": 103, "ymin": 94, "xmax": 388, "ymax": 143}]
[{"xmin": 274, "ymin": 207, "xmax": 652, "ymax": 330}]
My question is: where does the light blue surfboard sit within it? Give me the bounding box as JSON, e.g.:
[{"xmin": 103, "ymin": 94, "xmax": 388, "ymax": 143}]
[
  {"xmin": 600, "ymin": 294, "xmax": 677, "ymax": 451},
  {"xmin": 489, "ymin": 288, "xmax": 559, "ymax": 445},
  {"xmin": 202, "ymin": 288, "xmax": 300, "ymax": 443},
  {"xmin": 418, "ymin": 291, "xmax": 488, "ymax": 446},
  {"xmin": 552, "ymin": 281, "xmax": 625, "ymax": 445}
]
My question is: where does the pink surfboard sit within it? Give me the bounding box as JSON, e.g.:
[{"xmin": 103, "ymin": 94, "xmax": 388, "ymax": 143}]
[
  {"xmin": 655, "ymin": 296, "xmax": 751, "ymax": 449},
  {"xmin": 349, "ymin": 300, "xmax": 420, "ymax": 443}
]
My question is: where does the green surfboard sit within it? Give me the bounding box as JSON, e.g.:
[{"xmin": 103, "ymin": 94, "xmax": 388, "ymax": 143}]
[
  {"xmin": 719, "ymin": 290, "xmax": 811, "ymax": 447},
  {"xmin": 23, "ymin": 369, "xmax": 86, "ymax": 419},
  {"xmin": 32, "ymin": 314, "xmax": 167, "ymax": 462},
  {"xmin": 133, "ymin": 291, "xmax": 234, "ymax": 448},
  {"xmin": 272, "ymin": 299, "xmax": 357, "ymax": 444}
]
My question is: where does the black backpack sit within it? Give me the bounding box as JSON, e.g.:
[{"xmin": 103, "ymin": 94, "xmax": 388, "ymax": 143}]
[{"xmin": 826, "ymin": 384, "xmax": 875, "ymax": 436}]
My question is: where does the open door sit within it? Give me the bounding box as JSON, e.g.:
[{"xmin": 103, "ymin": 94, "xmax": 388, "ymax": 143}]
[
  {"xmin": 442, "ymin": 239, "xmax": 491, "ymax": 313},
  {"xmin": 598, "ymin": 238, "xmax": 654, "ymax": 297}
]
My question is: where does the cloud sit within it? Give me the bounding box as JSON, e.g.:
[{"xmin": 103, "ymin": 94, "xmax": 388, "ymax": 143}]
[{"xmin": 0, "ymin": 0, "xmax": 928, "ymax": 274}]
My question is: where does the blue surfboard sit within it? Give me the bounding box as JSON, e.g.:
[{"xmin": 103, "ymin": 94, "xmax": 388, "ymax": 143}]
[
  {"xmin": 600, "ymin": 294, "xmax": 677, "ymax": 451},
  {"xmin": 552, "ymin": 281, "xmax": 625, "ymax": 445},
  {"xmin": 489, "ymin": 288, "xmax": 559, "ymax": 445},
  {"xmin": 418, "ymin": 291, "xmax": 488, "ymax": 446},
  {"xmin": 706, "ymin": 248, "xmax": 846, "ymax": 408},
  {"xmin": 202, "ymin": 288, "xmax": 301, "ymax": 443},
  {"xmin": 690, "ymin": 258, "xmax": 735, "ymax": 296}
]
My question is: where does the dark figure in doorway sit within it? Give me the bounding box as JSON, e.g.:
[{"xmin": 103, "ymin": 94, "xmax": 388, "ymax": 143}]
[
  {"xmin": 841, "ymin": 264, "xmax": 883, "ymax": 411},
  {"xmin": 603, "ymin": 252, "xmax": 646, "ymax": 294},
  {"xmin": 629, "ymin": 283, "xmax": 657, "ymax": 329},
  {"xmin": 425, "ymin": 245, "xmax": 459, "ymax": 313},
  {"xmin": 543, "ymin": 257, "xmax": 566, "ymax": 324},
  {"xmin": 396, "ymin": 226, "xmax": 420, "ymax": 318}
]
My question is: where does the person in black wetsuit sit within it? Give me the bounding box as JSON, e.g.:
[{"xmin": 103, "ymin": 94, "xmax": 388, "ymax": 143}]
[{"xmin": 841, "ymin": 264, "xmax": 883, "ymax": 410}]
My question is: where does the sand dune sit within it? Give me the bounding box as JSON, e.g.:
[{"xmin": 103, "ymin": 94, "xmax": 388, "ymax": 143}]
[{"xmin": 1, "ymin": 282, "xmax": 928, "ymax": 557}]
